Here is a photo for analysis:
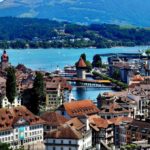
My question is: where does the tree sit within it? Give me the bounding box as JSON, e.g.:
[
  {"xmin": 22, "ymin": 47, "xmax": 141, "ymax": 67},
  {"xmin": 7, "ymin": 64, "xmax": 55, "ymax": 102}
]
[
  {"xmin": 31, "ymin": 72, "xmax": 45, "ymax": 114},
  {"xmin": 92, "ymin": 54, "xmax": 102, "ymax": 68},
  {"xmin": 80, "ymin": 53, "xmax": 86, "ymax": 62},
  {"xmin": 0, "ymin": 143, "xmax": 12, "ymax": 150},
  {"xmin": 112, "ymin": 69, "xmax": 120, "ymax": 80},
  {"xmin": 6, "ymin": 67, "xmax": 16, "ymax": 103}
]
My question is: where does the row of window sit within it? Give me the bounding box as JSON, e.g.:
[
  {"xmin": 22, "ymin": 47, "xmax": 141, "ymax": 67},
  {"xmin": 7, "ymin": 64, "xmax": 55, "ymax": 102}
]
[
  {"xmin": 53, "ymin": 147, "xmax": 72, "ymax": 150},
  {"xmin": 0, "ymin": 130, "xmax": 11, "ymax": 136},
  {"xmin": 30, "ymin": 130, "xmax": 43, "ymax": 136},
  {"xmin": 0, "ymin": 135, "xmax": 43, "ymax": 144},
  {"xmin": 30, "ymin": 125, "xmax": 42, "ymax": 130},
  {"xmin": 53, "ymin": 140, "xmax": 72, "ymax": 144},
  {"xmin": 0, "ymin": 136, "xmax": 13, "ymax": 142}
]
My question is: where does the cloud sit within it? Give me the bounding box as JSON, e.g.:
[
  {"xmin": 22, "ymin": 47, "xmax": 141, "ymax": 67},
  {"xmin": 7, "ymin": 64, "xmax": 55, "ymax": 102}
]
[{"xmin": 0, "ymin": 0, "xmax": 4, "ymax": 2}]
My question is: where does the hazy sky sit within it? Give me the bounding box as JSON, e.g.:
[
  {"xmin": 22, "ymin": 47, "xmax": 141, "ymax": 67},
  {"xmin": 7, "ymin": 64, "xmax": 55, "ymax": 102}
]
[{"xmin": 0, "ymin": 0, "xmax": 4, "ymax": 2}]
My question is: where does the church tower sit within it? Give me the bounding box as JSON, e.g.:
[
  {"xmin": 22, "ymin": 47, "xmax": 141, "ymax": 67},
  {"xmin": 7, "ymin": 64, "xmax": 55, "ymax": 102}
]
[{"xmin": 1, "ymin": 50, "xmax": 10, "ymax": 70}]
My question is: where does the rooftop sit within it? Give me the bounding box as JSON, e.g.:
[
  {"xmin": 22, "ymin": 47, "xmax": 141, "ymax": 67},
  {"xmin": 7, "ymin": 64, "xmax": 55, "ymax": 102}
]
[
  {"xmin": 41, "ymin": 112, "xmax": 68, "ymax": 127},
  {"xmin": 62, "ymin": 100, "xmax": 100, "ymax": 117},
  {"xmin": 0, "ymin": 106, "xmax": 45, "ymax": 131}
]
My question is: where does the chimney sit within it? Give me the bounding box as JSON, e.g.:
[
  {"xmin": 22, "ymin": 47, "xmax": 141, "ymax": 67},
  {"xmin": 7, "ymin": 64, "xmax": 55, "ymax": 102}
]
[{"xmin": 85, "ymin": 116, "xmax": 90, "ymax": 131}]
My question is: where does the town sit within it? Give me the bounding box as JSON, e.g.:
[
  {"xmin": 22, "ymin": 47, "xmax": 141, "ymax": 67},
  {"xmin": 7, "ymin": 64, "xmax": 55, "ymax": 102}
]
[{"xmin": 0, "ymin": 49, "xmax": 150, "ymax": 150}]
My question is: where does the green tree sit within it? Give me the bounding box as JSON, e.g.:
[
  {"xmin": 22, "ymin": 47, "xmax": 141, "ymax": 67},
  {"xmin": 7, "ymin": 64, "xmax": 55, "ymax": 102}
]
[
  {"xmin": 32, "ymin": 72, "xmax": 45, "ymax": 114},
  {"xmin": 112, "ymin": 69, "xmax": 120, "ymax": 80},
  {"xmin": 0, "ymin": 143, "xmax": 12, "ymax": 150},
  {"xmin": 80, "ymin": 53, "xmax": 86, "ymax": 62},
  {"xmin": 86, "ymin": 60, "xmax": 92, "ymax": 72},
  {"xmin": 92, "ymin": 54, "xmax": 102, "ymax": 68},
  {"xmin": 6, "ymin": 67, "xmax": 16, "ymax": 103}
]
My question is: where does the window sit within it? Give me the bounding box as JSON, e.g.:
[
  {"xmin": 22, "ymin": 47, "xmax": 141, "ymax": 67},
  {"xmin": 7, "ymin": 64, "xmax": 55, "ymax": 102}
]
[
  {"xmin": 53, "ymin": 139, "xmax": 55, "ymax": 143},
  {"xmin": 53, "ymin": 147, "xmax": 55, "ymax": 150},
  {"xmin": 69, "ymin": 148, "xmax": 71, "ymax": 150},
  {"xmin": 69, "ymin": 141, "xmax": 71, "ymax": 144},
  {"xmin": 61, "ymin": 140, "xmax": 63, "ymax": 144},
  {"xmin": 61, "ymin": 147, "xmax": 63, "ymax": 150}
]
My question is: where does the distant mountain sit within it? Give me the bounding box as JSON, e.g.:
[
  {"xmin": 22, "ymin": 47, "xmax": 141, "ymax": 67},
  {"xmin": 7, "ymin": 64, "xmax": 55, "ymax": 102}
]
[{"xmin": 0, "ymin": 0, "xmax": 150, "ymax": 27}]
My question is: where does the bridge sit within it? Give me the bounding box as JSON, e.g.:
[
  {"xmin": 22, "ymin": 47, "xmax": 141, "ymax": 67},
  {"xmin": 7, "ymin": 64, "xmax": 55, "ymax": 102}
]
[
  {"xmin": 66, "ymin": 78, "xmax": 112, "ymax": 88},
  {"xmin": 99, "ymin": 53, "xmax": 140, "ymax": 57}
]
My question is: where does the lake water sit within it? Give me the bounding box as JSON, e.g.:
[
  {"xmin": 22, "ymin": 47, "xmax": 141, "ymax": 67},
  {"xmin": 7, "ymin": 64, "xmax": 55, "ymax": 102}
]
[
  {"xmin": 3, "ymin": 46, "xmax": 149, "ymax": 72},
  {"xmin": 3, "ymin": 46, "xmax": 149, "ymax": 100}
]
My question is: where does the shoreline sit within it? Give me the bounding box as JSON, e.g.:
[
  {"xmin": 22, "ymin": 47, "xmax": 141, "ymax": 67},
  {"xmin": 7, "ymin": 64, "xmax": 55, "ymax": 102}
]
[{"xmin": 0, "ymin": 45, "xmax": 149, "ymax": 51}]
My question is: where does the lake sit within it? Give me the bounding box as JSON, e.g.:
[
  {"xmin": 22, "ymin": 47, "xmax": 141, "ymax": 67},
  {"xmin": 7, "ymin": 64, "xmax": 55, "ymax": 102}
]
[
  {"xmin": 4, "ymin": 46, "xmax": 149, "ymax": 72},
  {"xmin": 4, "ymin": 46, "xmax": 149, "ymax": 100}
]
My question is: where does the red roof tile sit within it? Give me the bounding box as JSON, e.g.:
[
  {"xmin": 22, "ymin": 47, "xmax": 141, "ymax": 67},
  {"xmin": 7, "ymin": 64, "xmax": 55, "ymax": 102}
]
[
  {"xmin": 0, "ymin": 106, "xmax": 45, "ymax": 131},
  {"xmin": 45, "ymin": 124, "xmax": 82, "ymax": 139},
  {"xmin": 64, "ymin": 100, "xmax": 100, "ymax": 117},
  {"xmin": 41, "ymin": 112, "xmax": 68, "ymax": 127}
]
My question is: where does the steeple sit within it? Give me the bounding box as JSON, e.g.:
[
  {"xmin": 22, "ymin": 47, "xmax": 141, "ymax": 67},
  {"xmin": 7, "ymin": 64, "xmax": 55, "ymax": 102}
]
[{"xmin": 1, "ymin": 50, "xmax": 9, "ymax": 62}]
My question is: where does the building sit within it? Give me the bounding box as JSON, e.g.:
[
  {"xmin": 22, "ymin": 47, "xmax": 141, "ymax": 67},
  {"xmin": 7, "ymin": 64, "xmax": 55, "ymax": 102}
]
[
  {"xmin": 99, "ymin": 102, "xmax": 131, "ymax": 119},
  {"xmin": 126, "ymin": 119, "xmax": 150, "ymax": 144},
  {"xmin": 45, "ymin": 123, "xmax": 92, "ymax": 150},
  {"xmin": 0, "ymin": 106, "xmax": 45, "ymax": 149},
  {"xmin": 45, "ymin": 77, "xmax": 72, "ymax": 110},
  {"xmin": 0, "ymin": 76, "xmax": 6, "ymax": 95},
  {"xmin": 0, "ymin": 96, "xmax": 21, "ymax": 108},
  {"xmin": 128, "ymin": 77, "xmax": 150, "ymax": 119},
  {"xmin": 41, "ymin": 112, "xmax": 68, "ymax": 131},
  {"xmin": 1, "ymin": 50, "xmax": 10, "ymax": 71},
  {"xmin": 110, "ymin": 116, "xmax": 133, "ymax": 147},
  {"xmin": 76, "ymin": 57, "xmax": 87, "ymax": 79},
  {"xmin": 57, "ymin": 100, "xmax": 100, "ymax": 119},
  {"xmin": 88, "ymin": 115, "xmax": 114, "ymax": 149}
]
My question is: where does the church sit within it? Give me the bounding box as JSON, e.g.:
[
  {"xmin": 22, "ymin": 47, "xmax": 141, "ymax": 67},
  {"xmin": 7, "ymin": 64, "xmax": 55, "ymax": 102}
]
[{"xmin": 0, "ymin": 50, "xmax": 10, "ymax": 71}]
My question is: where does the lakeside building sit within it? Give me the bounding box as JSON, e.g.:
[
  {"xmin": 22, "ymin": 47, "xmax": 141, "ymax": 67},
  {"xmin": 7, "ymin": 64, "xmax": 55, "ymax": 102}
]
[
  {"xmin": 108, "ymin": 54, "xmax": 150, "ymax": 84},
  {"xmin": 0, "ymin": 106, "xmax": 45, "ymax": 149},
  {"xmin": 57, "ymin": 100, "xmax": 100, "ymax": 119},
  {"xmin": 45, "ymin": 77, "xmax": 72, "ymax": 111}
]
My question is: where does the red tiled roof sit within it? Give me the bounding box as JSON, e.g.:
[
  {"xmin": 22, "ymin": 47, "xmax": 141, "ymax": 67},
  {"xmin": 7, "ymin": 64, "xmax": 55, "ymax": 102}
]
[
  {"xmin": 45, "ymin": 124, "xmax": 82, "ymax": 139},
  {"xmin": 66, "ymin": 117, "xmax": 85, "ymax": 130},
  {"xmin": 64, "ymin": 100, "xmax": 100, "ymax": 117},
  {"xmin": 132, "ymin": 75, "xmax": 144, "ymax": 81},
  {"xmin": 100, "ymin": 103, "xmax": 130, "ymax": 114},
  {"xmin": 109, "ymin": 116, "xmax": 133, "ymax": 125},
  {"xmin": 77, "ymin": 57, "xmax": 87, "ymax": 68},
  {"xmin": 0, "ymin": 106, "xmax": 45, "ymax": 131},
  {"xmin": 46, "ymin": 77, "xmax": 72, "ymax": 91},
  {"xmin": 41, "ymin": 112, "xmax": 68, "ymax": 127}
]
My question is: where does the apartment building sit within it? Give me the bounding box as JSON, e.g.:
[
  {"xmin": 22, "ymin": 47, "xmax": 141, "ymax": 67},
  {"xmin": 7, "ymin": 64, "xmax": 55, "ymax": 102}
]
[{"xmin": 0, "ymin": 106, "xmax": 45, "ymax": 149}]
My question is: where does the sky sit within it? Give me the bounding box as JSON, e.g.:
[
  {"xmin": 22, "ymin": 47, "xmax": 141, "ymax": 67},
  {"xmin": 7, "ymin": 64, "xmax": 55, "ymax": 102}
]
[{"xmin": 0, "ymin": 0, "xmax": 4, "ymax": 2}]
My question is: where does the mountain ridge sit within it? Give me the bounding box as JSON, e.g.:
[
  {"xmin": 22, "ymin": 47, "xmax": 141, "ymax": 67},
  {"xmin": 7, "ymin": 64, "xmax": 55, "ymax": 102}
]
[{"xmin": 0, "ymin": 0, "xmax": 150, "ymax": 27}]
